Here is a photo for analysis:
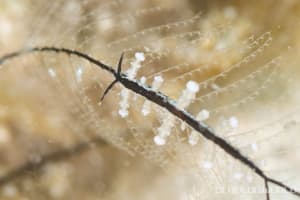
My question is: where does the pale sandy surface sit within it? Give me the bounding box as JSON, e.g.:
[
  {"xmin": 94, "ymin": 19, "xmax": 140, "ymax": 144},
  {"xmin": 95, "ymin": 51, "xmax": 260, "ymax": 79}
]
[{"xmin": 0, "ymin": 1, "xmax": 300, "ymax": 200}]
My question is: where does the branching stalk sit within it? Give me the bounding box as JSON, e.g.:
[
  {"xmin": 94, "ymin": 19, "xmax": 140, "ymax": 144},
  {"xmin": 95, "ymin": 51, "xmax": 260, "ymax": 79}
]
[{"xmin": 1, "ymin": 47, "xmax": 299, "ymax": 199}]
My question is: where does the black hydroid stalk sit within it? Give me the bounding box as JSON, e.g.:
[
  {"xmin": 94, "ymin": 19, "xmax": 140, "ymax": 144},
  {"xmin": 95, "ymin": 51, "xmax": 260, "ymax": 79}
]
[
  {"xmin": 1, "ymin": 47, "xmax": 300, "ymax": 199},
  {"xmin": 100, "ymin": 52, "xmax": 124, "ymax": 101},
  {"xmin": 0, "ymin": 137, "xmax": 107, "ymax": 187},
  {"xmin": 100, "ymin": 79, "xmax": 118, "ymax": 101},
  {"xmin": 265, "ymin": 179, "xmax": 270, "ymax": 200}
]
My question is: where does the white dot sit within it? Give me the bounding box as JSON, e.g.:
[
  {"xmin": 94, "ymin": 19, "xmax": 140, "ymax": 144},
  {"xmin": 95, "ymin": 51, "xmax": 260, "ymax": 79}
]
[
  {"xmin": 152, "ymin": 75, "xmax": 164, "ymax": 90},
  {"xmin": 48, "ymin": 68, "xmax": 56, "ymax": 78},
  {"xmin": 197, "ymin": 109, "xmax": 210, "ymax": 121},
  {"xmin": 186, "ymin": 81, "xmax": 200, "ymax": 93},
  {"xmin": 229, "ymin": 116, "xmax": 239, "ymax": 129},
  {"xmin": 135, "ymin": 52, "xmax": 145, "ymax": 62},
  {"xmin": 188, "ymin": 135, "xmax": 199, "ymax": 146},
  {"xmin": 233, "ymin": 172, "xmax": 243, "ymax": 180},
  {"xmin": 76, "ymin": 67, "xmax": 83, "ymax": 82},
  {"xmin": 154, "ymin": 75, "xmax": 164, "ymax": 83},
  {"xmin": 251, "ymin": 143, "xmax": 258, "ymax": 152},
  {"xmin": 140, "ymin": 76, "xmax": 147, "ymax": 84},
  {"xmin": 202, "ymin": 161, "xmax": 213, "ymax": 169},
  {"xmin": 118, "ymin": 109, "xmax": 128, "ymax": 118},
  {"xmin": 154, "ymin": 135, "xmax": 166, "ymax": 146},
  {"xmin": 98, "ymin": 18, "xmax": 114, "ymax": 32},
  {"xmin": 141, "ymin": 107, "xmax": 150, "ymax": 116}
]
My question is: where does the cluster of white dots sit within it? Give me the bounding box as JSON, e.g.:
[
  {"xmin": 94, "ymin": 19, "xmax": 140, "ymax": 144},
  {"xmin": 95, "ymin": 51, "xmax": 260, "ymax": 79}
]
[
  {"xmin": 48, "ymin": 66, "xmax": 84, "ymax": 84},
  {"xmin": 154, "ymin": 80, "xmax": 200, "ymax": 146},
  {"xmin": 141, "ymin": 75, "xmax": 164, "ymax": 116},
  {"xmin": 118, "ymin": 52, "xmax": 145, "ymax": 118},
  {"xmin": 117, "ymin": 52, "xmax": 242, "ymax": 147},
  {"xmin": 229, "ymin": 116, "xmax": 239, "ymax": 129},
  {"xmin": 45, "ymin": 53, "xmax": 245, "ymax": 178}
]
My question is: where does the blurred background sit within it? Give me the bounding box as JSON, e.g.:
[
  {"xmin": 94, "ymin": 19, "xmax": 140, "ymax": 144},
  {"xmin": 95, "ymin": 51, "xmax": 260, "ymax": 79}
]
[{"xmin": 0, "ymin": 0, "xmax": 300, "ymax": 199}]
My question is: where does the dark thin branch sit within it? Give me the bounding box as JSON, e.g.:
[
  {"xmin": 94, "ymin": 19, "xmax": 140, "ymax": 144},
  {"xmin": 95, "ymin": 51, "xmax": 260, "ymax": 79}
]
[
  {"xmin": 0, "ymin": 137, "xmax": 107, "ymax": 187},
  {"xmin": 268, "ymin": 177, "xmax": 300, "ymax": 196},
  {"xmin": 1, "ymin": 47, "xmax": 299, "ymax": 199},
  {"xmin": 265, "ymin": 179, "xmax": 270, "ymax": 200},
  {"xmin": 100, "ymin": 79, "xmax": 118, "ymax": 101},
  {"xmin": 100, "ymin": 52, "xmax": 124, "ymax": 101},
  {"xmin": 117, "ymin": 52, "xmax": 124, "ymax": 75}
]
